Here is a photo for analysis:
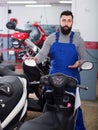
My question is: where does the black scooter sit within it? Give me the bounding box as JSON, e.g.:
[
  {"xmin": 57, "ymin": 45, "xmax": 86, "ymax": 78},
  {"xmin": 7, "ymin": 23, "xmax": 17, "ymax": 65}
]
[
  {"xmin": 0, "ymin": 57, "xmax": 49, "ymax": 112},
  {"xmin": 0, "ymin": 60, "xmax": 49, "ymax": 130},
  {"xmin": 19, "ymin": 64, "xmax": 93, "ymax": 130}
]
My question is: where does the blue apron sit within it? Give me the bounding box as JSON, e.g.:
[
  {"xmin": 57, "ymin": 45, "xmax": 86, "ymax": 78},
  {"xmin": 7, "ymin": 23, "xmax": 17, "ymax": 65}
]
[
  {"xmin": 49, "ymin": 31, "xmax": 86, "ymax": 130},
  {"xmin": 49, "ymin": 31, "xmax": 80, "ymax": 84}
]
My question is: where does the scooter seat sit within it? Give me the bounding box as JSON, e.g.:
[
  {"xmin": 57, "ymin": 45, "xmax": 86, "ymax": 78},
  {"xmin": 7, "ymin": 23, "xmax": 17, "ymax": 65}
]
[
  {"xmin": 19, "ymin": 110, "xmax": 76, "ymax": 130},
  {"xmin": 0, "ymin": 63, "xmax": 15, "ymax": 71}
]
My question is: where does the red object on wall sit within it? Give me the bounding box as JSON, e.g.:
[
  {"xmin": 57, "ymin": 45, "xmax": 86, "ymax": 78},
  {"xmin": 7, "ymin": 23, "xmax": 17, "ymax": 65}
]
[{"xmin": 85, "ymin": 42, "xmax": 98, "ymax": 50}]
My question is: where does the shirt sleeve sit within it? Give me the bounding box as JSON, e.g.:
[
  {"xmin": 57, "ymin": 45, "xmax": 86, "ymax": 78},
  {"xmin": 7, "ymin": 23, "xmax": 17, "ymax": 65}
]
[
  {"xmin": 35, "ymin": 33, "xmax": 55, "ymax": 64},
  {"xmin": 74, "ymin": 34, "xmax": 87, "ymax": 64}
]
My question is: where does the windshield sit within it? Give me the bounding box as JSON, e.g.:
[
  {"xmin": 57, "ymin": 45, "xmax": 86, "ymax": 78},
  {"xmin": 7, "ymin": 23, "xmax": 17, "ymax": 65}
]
[{"xmin": 29, "ymin": 26, "xmax": 41, "ymax": 43}]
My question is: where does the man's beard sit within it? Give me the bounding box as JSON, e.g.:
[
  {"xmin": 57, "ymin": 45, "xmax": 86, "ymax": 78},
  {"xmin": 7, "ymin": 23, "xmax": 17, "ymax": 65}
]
[{"xmin": 60, "ymin": 25, "xmax": 72, "ymax": 35}]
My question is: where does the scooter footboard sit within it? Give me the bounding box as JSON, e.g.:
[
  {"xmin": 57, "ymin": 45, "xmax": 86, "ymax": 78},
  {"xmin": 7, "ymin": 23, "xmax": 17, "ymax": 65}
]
[
  {"xmin": 19, "ymin": 111, "xmax": 62, "ymax": 130},
  {"xmin": 19, "ymin": 110, "xmax": 77, "ymax": 130}
]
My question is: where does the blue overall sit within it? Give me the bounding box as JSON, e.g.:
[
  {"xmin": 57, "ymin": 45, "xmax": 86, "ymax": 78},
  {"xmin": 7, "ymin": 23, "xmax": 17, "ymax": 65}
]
[{"xmin": 49, "ymin": 31, "xmax": 86, "ymax": 130}]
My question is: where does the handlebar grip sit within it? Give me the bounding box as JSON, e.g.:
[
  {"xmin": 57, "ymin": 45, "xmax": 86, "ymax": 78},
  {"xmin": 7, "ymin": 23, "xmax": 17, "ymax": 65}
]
[{"xmin": 79, "ymin": 85, "xmax": 88, "ymax": 90}]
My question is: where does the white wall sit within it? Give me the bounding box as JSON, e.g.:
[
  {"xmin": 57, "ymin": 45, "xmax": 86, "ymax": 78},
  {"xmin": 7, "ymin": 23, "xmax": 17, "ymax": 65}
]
[
  {"xmin": 0, "ymin": 6, "xmax": 9, "ymax": 33},
  {"xmin": 1, "ymin": 1, "xmax": 97, "ymax": 41},
  {"xmin": 72, "ymin": 0, "xmax": 98, "ymax": 41},
  {"xmin": 0, "ymin": 4, "xmax": 71, "ymax": 33}
]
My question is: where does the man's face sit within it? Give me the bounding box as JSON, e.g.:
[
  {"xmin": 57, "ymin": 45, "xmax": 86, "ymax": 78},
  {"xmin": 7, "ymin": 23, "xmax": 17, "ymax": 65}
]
[{"xmin": 60, "ymin": 15, "xmax": 73, "ymax": 35}]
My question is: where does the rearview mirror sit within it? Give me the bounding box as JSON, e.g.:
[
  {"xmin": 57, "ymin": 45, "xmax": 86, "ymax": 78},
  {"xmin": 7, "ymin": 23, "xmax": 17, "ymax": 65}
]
[
  {"xmin": 6, "ymin": 21, "xmax": 16, "ymax": 30},
  {"xmin": 80, "ymin": 61, "xmax": 93, "ymax": 71},
  {"xmin": 24, "ymin": 59, "xmax": 36, "ymax": 67}
]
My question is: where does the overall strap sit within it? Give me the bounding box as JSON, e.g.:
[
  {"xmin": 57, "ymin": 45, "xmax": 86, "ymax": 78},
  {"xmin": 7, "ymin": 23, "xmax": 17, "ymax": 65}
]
[
  {"xmin": 55, "ymin": 31, "xmax": 59, "ymax": 42},
  {"xmin": 55, "ymin": 31, "xmax": 75, "ymax": 43},
  {"xmin": 69, "ymin": 31, "xmax": 75, "ymax": 43}
]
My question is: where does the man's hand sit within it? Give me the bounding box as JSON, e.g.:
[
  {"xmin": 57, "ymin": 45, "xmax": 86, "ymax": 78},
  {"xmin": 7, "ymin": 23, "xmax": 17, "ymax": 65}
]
[
  {"xmin": 33, "ymin": 57, "xmax": 38, "ymax": 63},
  {"xmin": 68, "ymin": 60, "xmax": 80, "ymax": 68}
]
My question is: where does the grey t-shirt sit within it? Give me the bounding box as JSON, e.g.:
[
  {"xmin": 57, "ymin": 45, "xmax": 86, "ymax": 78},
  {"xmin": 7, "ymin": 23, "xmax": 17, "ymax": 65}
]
[{"xmin": 35, "ymin": 31, "xmax": 87, "ymax": 64}]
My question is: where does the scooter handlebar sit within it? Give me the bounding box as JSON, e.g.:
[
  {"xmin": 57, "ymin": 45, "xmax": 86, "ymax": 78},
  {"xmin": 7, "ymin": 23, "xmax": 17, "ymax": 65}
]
[
  {"xmin": 40, "ymin": 73, "xmax": 78, "ymax": 89},
  {"xmin": 79, "ymin": 85, "xmax": 88, "ymax": 90}
]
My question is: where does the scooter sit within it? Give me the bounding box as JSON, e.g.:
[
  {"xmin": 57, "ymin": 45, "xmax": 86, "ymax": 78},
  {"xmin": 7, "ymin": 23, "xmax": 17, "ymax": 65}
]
[
  {"xmin": 0, "ymin": 59, "xmax": 49, "ymax": 130},
  {"xmin": 0, "ymin": 74, "xmax": 28, "ymax": 130},
  {"xmin": 6, "ymin": 19, "xmax": 46, "ymax": 62},
  {"xmin": 0, "ymin": 60, "xmax": 93, "ymax": 130},
  {"xmin": 19, "ymin": 61, "xmax": 93, "ymax": 130},
  {"xmin": 0, "ymin": 57, "xmax": 50, "ymax": 112}
]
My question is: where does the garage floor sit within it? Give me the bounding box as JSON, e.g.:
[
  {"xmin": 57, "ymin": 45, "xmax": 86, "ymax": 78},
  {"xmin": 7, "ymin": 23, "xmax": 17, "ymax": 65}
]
[
  {"xmin": 82, "ymin": 99, "xmax": 98, "ymax": 130},
  {"xmin": 1, "ymin": 61, "xmax": 98, "ymax": 130}
]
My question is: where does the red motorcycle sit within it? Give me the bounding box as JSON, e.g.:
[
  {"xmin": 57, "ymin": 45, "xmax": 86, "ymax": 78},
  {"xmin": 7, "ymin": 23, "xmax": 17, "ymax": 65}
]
[{"xmin": 6, "ymin": 18, "xmax": 46, "ymax": 62}]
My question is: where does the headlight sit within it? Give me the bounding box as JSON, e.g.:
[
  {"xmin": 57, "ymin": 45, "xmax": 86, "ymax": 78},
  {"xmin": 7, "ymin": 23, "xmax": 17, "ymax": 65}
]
[{"xmin": 12, "ymin": 41, "xmax": 20, "ymax": 48}]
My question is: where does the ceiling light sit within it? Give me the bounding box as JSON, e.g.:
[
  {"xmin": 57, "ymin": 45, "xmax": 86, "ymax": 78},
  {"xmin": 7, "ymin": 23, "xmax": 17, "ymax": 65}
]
[
  {"xmin": 25, "ymin": 4, "xmax": 52, "ymax": 7},
  {"xmin": 7, "ymin": 1, "xmax": 37, "ymax": 4},
  {"xmin": 59, "ymin": 1, "xmax": 72, "ymax": 4}
]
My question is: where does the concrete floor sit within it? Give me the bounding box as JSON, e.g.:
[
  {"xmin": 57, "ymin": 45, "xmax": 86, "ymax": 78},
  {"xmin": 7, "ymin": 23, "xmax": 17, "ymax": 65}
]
[
  {"xmin": 82, "ymin": 99, "xmax": 98, "ymax": 130},
  {"xmin": 81, "ymin": 79, "xmax": 98, "ymax": 130}
]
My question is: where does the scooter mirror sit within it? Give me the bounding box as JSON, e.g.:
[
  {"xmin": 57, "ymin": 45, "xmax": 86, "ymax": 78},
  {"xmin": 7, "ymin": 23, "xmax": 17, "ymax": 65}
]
[
  {"xmin": 24, "ymin": 59, "xmax": 36, "ymax": 67},
  {"xmin": 6, "ymin": 21, "xmax": 16, "ymax": 30},
  {"xmin": 80, "ymin": 61, "xmax": 93, "ymax": 71}
]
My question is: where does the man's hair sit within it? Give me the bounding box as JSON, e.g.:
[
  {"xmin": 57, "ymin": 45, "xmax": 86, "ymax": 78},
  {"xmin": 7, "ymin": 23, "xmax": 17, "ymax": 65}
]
[{"xmin": 60, "ymin": 10, "xmax": 73, "ymax": 19}]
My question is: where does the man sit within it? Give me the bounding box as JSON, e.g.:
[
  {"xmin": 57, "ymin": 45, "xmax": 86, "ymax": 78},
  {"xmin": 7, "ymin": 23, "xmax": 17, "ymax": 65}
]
[
  {"xmin": 33, "ymin": 10, "xmax": 87, "ymax": 130},
  {"xmin": 34, "ymin": 11, "xmax": 86, "ymax": 81}
]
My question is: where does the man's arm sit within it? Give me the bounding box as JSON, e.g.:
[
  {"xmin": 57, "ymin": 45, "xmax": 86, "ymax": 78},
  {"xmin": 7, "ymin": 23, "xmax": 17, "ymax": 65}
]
[
  {"xmin": 35, "ymin": 33, "xmax": 55, "ymax": 64},
  {"xmin": 69, "ymin": 33, "xmax": 87, "ymax": 68}
]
